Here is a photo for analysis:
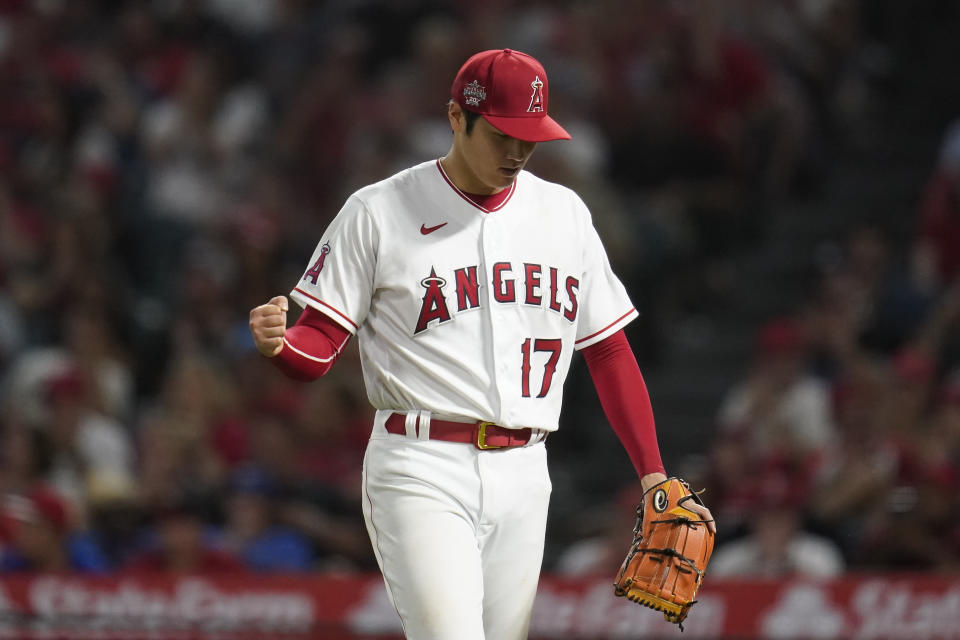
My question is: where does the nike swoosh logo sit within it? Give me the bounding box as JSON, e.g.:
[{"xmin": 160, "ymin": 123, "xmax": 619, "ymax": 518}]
[{"xmin": 420, "ymin": 222, "xmax": 448, "ymax": 235}]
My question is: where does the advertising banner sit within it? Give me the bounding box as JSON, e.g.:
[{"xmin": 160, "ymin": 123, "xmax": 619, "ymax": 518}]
[{"xmin": 0, "ymin": 573, "xmax": 957, "ymax": 639}]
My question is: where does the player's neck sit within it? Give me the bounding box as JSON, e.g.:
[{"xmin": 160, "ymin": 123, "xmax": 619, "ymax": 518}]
[{"xmin": 439, "ymin": 150, "xmax": 505, "ymax": 196}]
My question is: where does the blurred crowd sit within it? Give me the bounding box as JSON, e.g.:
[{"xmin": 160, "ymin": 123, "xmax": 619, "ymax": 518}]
[
  {"xmin": 703, "ymin": 143, "xmax": 960, "ymax": 576},
  {"xmin": 556, "ymin": 114, "xmax": 960, "ymax": 579},
  {"xmin": 0, "ymin": 0, "xmax": 956, "ymax": 577}
]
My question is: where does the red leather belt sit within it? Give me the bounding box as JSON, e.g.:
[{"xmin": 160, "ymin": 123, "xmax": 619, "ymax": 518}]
[{"xmin": 384, "ymin": 413, "xmax": 534, "ymax": 450}]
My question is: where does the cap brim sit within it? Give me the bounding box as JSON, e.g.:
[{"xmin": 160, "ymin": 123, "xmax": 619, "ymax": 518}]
[{"xmin": 482, "ymin": 114, "xmax": 571, "ymax": 142}]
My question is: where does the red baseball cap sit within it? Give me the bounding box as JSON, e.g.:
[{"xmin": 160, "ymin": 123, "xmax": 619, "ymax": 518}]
[{"xmin": 451, "ymin": 49, "xmax": 570, "ymax": 143}]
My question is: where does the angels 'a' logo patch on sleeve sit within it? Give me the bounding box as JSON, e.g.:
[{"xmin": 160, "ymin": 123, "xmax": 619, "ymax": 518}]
[{"xmin": 302, "ymin": 242, "xmax": 331, "ymax": 285}]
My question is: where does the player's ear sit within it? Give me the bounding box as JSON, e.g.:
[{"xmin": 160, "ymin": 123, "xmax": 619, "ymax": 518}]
[{"xmin": 447, "ymin": 100, "xmax": 465, "ymax": 134}]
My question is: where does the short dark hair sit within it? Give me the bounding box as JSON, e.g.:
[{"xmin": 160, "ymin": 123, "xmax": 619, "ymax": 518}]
[{"xmin": 463, "ymin": 109, "xmax": 481, "ymax": 135}]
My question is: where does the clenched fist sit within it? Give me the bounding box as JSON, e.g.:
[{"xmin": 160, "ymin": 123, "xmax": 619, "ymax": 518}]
[{"xmin": 249, "ymin": 295, "xmax": 289, "ymax": 357}]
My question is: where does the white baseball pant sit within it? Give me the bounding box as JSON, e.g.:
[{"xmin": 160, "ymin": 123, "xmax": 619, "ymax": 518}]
[{"xmin": 361, "ymin": 410, "xmax": 552, "ymax": 639}]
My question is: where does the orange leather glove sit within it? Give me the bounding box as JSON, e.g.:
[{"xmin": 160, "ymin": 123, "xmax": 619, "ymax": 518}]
[{"xmin": 614, "ymin": 477, "xmax": 715, "ymax": 629}]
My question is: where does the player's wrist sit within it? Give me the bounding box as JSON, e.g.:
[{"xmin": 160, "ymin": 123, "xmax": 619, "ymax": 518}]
[
  {"xmin": 640, "ymin": 472, "xmax": 667, "ymax": 493},
  {"xmin": 257, "ymin": 339, "xmax": 284, "ymax": 358}
]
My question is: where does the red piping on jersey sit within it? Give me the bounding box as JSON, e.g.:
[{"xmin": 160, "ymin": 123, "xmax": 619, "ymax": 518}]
[
  {"xmin": 582, "ymin": 329, "xmax": 665, "ymax": 477},
  {"xmin": 575, "ymin": 308, "xmax": 637, "ymax": 346},
  {"xmin": 292, "ymin": 287, "xmax": 359, "ymax": 331},
  {"xmin": 435, "ymin": 159, "xmax": 516, "ymax": 213}
]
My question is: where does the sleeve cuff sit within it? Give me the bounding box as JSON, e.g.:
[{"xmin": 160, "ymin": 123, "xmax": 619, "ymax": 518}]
[
  {"xmin": 290, "ymin": 287, "xmax": 359, "ymax": 335},
  {"xmin": 574, "ymin": 308, "xmax": 639, "ymax": 350}
]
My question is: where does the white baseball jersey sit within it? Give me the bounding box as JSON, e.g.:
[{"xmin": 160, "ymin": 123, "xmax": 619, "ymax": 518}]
[{"xmin": 290, "ymin": 159, "xmax": 637, "ymax": 431}]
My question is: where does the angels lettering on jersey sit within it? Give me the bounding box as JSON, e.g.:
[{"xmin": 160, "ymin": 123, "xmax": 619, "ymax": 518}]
[
  {"xmin": 414, "ymin": 261, "xmax": 579, "ymax": 334},
  {"xmin": 297, "ymin": 242, "xmax": 580, "ymax": 337}
]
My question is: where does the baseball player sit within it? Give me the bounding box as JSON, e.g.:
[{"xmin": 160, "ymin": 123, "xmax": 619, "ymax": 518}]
[{"xmin": 249, "ymin": 49, "xmax": 714, "ymax": 640}]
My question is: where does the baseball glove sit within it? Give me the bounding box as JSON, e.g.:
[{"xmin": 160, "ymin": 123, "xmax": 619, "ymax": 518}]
[{"xmin": 613, "ymin": 477, "xmax": 714, "ymax": 629}]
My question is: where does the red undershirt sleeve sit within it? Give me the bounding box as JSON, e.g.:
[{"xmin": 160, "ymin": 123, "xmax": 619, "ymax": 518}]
[
  {"xmin": 581, "ymin": 329, "xmax": 666, "ymax": 477},
  {"xmin": 270, "ymin": 306, "xmax": 352, "ymax": 381}
]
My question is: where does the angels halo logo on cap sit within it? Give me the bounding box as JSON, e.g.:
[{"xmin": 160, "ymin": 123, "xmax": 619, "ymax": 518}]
[{"xmin": 451, "ymin": 48, "xmax": 570, "ymax": 143}]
